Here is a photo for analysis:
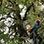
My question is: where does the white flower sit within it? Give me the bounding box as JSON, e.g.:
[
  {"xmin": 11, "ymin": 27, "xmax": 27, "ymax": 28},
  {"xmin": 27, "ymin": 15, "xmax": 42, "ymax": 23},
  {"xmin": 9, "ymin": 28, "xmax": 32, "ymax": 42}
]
[
  {"xmin": 26, "ymin": 25, "xmax": 30, "ymax": 29},
  {"xmin": 1, "ymin": 39, "xmax": 5, "ymax": 43},
  {"xmin": 19, "ymin": 4, "xmax": 23, "ymax": 9},
  {"xmin": 10, "ymin": 36, "xmax": 14, "ymax": 39},
  {"xmin": 4, "ymin": 27, "xmax": 9, "ymax": 34},
  {"xmin": 40, "ymin": 5, "xmax": 44, "ymax": 11},
  {"xmin": 20, "ymin": 6, "xmax": 27, "ymax": 19}
]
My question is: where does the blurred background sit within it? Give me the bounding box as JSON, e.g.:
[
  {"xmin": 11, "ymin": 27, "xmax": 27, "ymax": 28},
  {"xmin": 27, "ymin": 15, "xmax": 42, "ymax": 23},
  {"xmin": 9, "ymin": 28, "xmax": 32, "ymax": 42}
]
[{"xmin": 0, "ymin": 0, "xmax": 44, "ymax": 44}]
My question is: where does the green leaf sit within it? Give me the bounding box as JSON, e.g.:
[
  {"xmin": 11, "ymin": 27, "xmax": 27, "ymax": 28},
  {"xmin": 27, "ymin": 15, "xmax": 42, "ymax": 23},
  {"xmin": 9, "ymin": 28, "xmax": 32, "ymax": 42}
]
[{"xmin": 8, "ymin": 41, "xmax": 15, "ymax": 44}]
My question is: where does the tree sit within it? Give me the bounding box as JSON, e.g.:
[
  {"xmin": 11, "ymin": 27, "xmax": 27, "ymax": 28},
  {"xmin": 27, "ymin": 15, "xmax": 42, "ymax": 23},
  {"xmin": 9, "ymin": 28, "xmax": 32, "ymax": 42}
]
[{"xmin": 0, "ymin": 0, "xmax": 44, "ymax": 44}]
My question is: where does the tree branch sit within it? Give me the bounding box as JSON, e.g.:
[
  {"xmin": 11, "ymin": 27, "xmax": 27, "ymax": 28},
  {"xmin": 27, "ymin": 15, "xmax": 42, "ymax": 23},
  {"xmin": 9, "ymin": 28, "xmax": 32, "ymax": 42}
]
[
  {"xmin": 7, "ymin": 1, "xmax": 21, "ymax": 20},
  {"xmin": 0, "ymin": 0, "xmax": 3, "ymax": 6},
  {"xmin": 5, "ymin": 7, "xmax": 16, "ymax": 12},
  {"xmin": 0, "ymin": 18, "xmax": 5, "ymax": 21},
  {"xmin": 23, "ymin": 3, "xmax": 34, "ymax": 21},
  {"xmin": 0, "ymin": 17, "xmax": 17, "ymax": 21},
  {"xmin": 15, "ymin": 4, "xmax": 21, "ymax": 20}
]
